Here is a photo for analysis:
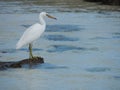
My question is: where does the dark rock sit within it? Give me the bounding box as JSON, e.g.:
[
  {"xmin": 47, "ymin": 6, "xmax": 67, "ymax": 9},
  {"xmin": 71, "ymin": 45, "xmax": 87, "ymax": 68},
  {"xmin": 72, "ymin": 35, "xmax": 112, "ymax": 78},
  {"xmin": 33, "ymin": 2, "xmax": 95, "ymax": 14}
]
[
  {"xmin": 84, "ymin": 0, "xmax": 120, "ymax": 5},
  {"xmin": 84, "ymin": 0, "xmax": 100, "ymax": 2},
  {"xmin": 0, "ymin": 57, "xmax": 44, "ymax": 70}
]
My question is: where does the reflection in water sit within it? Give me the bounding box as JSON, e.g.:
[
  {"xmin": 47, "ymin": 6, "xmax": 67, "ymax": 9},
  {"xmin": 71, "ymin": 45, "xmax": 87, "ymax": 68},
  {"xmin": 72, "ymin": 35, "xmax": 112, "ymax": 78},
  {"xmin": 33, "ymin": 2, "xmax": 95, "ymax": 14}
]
[
  {"xmin": 21, "ymin": 63, "xmax": 68, "ymax": 69},
  {"xmin": 37, "ymin": 63, "xmax": 68, "ymax": 69}
]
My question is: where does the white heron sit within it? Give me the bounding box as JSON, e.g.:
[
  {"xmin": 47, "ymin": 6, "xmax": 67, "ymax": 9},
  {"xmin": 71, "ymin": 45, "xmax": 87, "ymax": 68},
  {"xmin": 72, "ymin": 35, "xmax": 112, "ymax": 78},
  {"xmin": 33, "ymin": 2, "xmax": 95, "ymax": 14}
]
[{"xmin": 16, "ymin": 12, "xmax": 56, "ymax": 59}]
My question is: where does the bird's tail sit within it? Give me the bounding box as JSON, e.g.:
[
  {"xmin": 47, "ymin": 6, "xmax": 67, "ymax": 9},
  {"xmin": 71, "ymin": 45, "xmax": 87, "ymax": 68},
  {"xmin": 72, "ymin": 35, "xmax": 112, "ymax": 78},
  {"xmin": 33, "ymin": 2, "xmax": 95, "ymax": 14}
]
[
  {"xmin": 16, "ymin": 41, "xmax": 23, "ymax": 49},
  {"xmin": 16, "ymin": 44, "xmax": 21, "ymax": 49}
]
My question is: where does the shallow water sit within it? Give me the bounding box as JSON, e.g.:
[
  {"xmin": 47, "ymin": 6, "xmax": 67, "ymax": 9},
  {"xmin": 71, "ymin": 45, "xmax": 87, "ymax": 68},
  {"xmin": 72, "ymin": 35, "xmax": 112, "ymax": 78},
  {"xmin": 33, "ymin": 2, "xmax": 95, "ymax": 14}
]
[{"xmin": 0, "ymin": 1, "xmax": 120, "ymax": 90}]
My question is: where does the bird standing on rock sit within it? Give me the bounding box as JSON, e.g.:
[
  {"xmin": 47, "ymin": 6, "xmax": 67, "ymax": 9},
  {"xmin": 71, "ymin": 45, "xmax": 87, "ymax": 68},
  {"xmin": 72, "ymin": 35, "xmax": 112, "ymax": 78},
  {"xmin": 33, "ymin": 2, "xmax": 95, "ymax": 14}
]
[{"xmin": 16, "ymin": 12, "xmax": 57, "ymax": 59}]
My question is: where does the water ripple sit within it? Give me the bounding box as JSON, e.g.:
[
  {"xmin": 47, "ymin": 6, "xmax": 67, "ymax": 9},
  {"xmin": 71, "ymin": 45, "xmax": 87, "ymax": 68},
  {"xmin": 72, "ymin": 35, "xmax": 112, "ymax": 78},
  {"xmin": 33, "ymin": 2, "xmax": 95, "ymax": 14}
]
[
  {"xmin": 22, "ymin": 63, "xmax": 68, "ymax": 69},
  {"xmin": 113, "ymin": 76, "xmax": 120, "ymax": 80},
  {"xmin": 86, "ymin": 67, "xmax": 111, "ymax": 72},
  {"xmin": 38, "ymin": 63, "xmax": 68, "ymax": 69},
  {"xmin": 90, "ymin": 36, "xmax": 110, "ymax": 40},
  {"xmin": 46, "ymin": 25, "xmax": 83, "ymax": 32},
  {"xmin": 0, "ymin": 48, "xmax": 43, "ymax": 53},
  {"xmin": 47, "ymin": 45, "xmax": 86, "ymax": 53},
  {"xmin": 0, "ymin": 49, "xmax": 16, "ymax": 53},
  {"xmin": 20, "ymin": 48, "xmax": 43, "ymax": 52},
  {"xmin": 44, "ymin": 35, "xmax": 79, "ymax": 41},
  {"xmin": 21, "ymin": 25, "xmax": 83, "ymax": 32}
]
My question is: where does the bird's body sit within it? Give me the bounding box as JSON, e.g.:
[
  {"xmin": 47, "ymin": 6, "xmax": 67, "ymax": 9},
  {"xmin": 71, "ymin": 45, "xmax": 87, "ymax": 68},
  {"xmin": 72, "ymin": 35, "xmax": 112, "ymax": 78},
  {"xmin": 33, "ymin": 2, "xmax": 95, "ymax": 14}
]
[
  {"xmin": 16, "ymin": 12, "xmax": 56, "ymax": 59},
  {"xmin": 16, "ymin": 23, "xmax": 45, "ymax": 49}
]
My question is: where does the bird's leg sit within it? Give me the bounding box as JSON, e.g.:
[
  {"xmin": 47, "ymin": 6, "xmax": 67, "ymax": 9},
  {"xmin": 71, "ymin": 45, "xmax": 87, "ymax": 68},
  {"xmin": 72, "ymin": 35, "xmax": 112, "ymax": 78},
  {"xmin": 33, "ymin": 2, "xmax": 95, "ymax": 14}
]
[
  {"xmin": 29, "ymin": 43, "xmax": 38, "ymax": 63},
  {"xmin": 29, "ymin": 43, "xmax": 33, "ymax": 68},
  {"xmin": 29, "ymin": 43, "xmax": 34, "ymax": 59}
]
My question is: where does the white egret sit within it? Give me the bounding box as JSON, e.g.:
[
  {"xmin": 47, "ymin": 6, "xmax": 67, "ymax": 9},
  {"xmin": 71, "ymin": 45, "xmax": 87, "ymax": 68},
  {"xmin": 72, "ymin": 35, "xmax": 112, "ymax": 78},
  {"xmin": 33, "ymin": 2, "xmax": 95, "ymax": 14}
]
[{"xmin": 16, "ymin": 12, "xmax": 56, "ymax": 59}]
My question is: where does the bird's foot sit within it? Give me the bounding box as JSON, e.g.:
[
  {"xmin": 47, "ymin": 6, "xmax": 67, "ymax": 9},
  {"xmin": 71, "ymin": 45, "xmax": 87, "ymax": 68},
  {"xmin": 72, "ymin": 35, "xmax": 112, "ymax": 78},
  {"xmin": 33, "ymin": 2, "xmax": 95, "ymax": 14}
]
[
  {"xmin": 32, "ymin": 56, "xmax": 39, "ymax": 60},
  {"xmin": 29, "ymin": 56, "xmax": 43, "ymax": 64},
  {"xmin": 29, "ymin": 56, "xmax": 38, "ymax": 61}
]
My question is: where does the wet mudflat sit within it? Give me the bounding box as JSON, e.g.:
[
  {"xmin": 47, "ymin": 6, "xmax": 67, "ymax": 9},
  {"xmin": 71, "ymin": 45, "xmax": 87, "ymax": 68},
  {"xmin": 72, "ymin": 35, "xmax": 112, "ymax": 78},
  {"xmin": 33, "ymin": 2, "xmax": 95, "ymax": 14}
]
[{"xmin": 0, "ymin": 0, "xmax": 120, "ymax": 90}]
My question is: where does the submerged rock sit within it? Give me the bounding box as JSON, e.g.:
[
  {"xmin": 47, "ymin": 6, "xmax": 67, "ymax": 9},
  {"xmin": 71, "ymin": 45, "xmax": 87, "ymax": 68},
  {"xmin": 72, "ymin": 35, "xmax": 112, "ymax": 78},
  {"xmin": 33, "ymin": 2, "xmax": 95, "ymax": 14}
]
[{"xmin": 0, "ymin": 57, "xmax": 44, "ymax": 70}]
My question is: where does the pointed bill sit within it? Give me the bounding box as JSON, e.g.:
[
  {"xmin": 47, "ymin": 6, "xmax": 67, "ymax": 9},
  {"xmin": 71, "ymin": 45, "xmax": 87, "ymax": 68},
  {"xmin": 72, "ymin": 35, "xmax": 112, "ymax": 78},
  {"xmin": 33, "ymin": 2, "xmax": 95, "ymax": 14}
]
[{"xmin": 46, "ymin": 14, "xmax": 57, "ymax": 20}]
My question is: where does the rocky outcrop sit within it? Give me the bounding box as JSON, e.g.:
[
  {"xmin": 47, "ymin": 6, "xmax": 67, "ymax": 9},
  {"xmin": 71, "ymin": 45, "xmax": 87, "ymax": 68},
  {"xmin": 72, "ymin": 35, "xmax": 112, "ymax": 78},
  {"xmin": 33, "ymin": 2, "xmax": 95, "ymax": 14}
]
[{"xmin": 0, "ymin": 57, "xmax": 44, "ymax": 70}]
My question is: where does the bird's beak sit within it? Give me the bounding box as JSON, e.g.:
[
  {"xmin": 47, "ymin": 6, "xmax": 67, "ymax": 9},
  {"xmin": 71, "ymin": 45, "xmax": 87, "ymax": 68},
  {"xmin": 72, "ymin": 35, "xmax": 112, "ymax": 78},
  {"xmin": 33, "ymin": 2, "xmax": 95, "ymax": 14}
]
[{"xmin": 46, "ymin": 14, "xmax": 57, "ymax": 20}]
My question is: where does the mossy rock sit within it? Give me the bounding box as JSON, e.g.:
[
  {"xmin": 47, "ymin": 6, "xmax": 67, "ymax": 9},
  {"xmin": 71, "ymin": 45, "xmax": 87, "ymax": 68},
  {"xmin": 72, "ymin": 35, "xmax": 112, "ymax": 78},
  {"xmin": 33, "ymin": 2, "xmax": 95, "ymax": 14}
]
[{"xmin": 0, "ymin": 57, "xmax": 44, "ymax": 70}]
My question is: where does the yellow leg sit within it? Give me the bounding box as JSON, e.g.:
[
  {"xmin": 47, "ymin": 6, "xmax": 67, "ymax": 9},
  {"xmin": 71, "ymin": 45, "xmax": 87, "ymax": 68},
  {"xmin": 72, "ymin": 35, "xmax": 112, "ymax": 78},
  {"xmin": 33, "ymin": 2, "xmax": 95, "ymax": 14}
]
[{"xmin": 29, "ymin": 43, "xmax": 34, "ymax": 59}]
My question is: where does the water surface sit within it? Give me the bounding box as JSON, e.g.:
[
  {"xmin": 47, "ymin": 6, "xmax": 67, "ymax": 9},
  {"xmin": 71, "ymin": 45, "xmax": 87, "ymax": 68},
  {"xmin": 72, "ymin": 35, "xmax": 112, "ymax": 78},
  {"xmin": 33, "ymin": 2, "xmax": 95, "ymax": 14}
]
[{"xmin": 0, "ymin": 1, "xmax": 120, "ymax": 90}]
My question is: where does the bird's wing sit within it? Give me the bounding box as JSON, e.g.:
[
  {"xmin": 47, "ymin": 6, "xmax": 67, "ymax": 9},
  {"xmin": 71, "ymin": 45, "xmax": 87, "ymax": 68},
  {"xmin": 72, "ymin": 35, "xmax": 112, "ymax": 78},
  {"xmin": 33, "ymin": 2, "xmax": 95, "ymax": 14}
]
[{"xmin": 16, "ymin": 23, "xmax": 44, "ymax": 49}]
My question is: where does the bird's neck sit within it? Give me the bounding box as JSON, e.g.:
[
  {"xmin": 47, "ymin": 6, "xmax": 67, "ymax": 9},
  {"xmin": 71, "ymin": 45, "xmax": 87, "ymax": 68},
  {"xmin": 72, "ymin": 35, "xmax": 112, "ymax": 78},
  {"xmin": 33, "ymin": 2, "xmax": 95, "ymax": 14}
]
[{"xmin": 39, "ymin": 15, "xmax": 46, "ymax": 25}]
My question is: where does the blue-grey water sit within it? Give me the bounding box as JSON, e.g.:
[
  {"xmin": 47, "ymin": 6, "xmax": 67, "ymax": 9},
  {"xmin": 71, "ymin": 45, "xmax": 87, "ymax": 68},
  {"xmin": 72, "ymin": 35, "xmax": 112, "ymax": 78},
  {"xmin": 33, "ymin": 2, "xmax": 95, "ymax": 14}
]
[{"xmin": 0, "ymin": 1, "xmax": 120, "ymax": 90}]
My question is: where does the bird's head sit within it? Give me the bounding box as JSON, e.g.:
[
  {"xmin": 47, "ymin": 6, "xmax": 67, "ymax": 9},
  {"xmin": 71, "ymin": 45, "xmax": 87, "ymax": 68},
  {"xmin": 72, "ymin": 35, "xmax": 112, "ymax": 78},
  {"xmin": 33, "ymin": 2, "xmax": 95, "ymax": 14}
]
[{"xmin": 40, "ymin": 12, "xmax": 57, "ymax": 20}]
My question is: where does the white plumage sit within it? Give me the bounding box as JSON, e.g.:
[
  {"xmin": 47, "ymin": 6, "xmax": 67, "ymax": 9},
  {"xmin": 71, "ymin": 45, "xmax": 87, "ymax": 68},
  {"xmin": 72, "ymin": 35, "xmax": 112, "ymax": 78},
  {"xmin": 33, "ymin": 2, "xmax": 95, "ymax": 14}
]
[
  {"xmin": 16, "ymin": 12, "xmax": 56, "ymax": 59},
  {"xmin": 16, "ymin": 12, "xmax": 56, "ymax": 49},
  {"xmin": 16, "ymin": 23, "xmax": 45, "ymax": 49}
]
